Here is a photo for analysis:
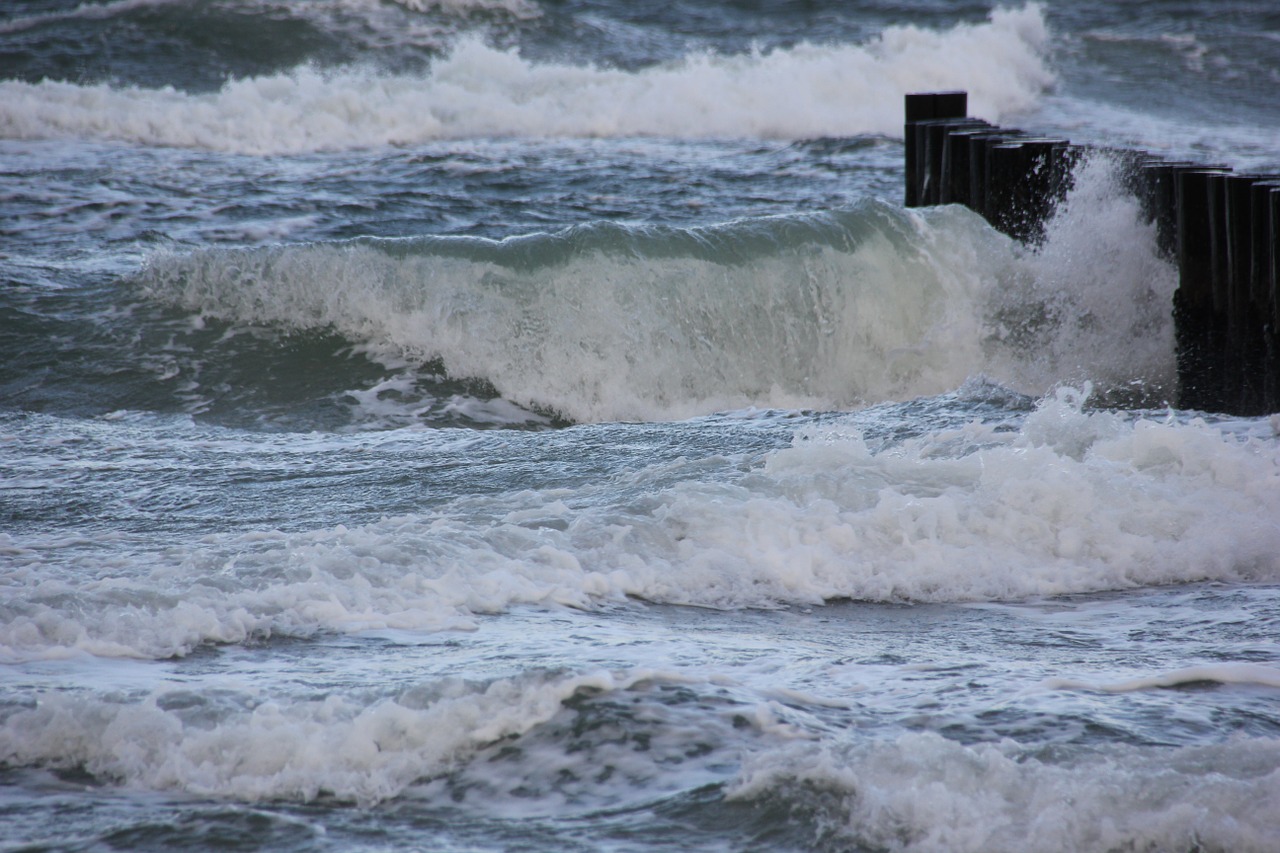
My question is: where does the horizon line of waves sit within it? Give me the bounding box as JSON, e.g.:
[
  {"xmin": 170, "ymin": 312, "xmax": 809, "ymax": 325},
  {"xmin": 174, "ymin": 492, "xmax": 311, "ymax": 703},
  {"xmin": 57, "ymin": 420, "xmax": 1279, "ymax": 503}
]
[
  {"xmin": 0, "ymin": 4, "xmax": 1052, "ymax": 153},
  {"xmin": 0, "ymin": 0, "xmax": 539, "ymax": 36}
]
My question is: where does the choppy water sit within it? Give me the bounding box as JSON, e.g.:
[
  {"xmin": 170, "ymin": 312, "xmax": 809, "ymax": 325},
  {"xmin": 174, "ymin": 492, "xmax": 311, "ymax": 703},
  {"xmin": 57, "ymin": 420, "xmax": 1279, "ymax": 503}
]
[{"xmin": 2, "ymin": 2, "xmax": 1280, "ymax": 851}]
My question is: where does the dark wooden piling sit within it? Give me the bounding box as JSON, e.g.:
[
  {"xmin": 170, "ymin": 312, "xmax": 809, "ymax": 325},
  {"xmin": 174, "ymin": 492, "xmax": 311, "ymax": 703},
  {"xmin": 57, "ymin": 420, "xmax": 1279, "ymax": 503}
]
[
  {"xmin": 1271, "ymin": 186, "xmax": 1280, "ymax": 330},
  {"xmin": 966, "ymin": 131, "xmax": 1017, "ymax": 221},
  {"xmin": 1224, "ymin": 175, "xmax": 1263, "ymax": 411},
  {"xmin": 1250, "ymin": 181, "xmax": 1279, "ymax": 310},
  {"xmin": 985, "ymin": 141, "xmax": 1026, "ymax": 237},
  {"xmin": 1174, "ymin": 169, "xmax": 1233, "ymax": 412},
  {"xmin": 904, "ymin": 92, "xmax": 968, "ymax": 207},
  {"xmin": 939, "ymin": 122, "xmax": 991, "ymax": 205},
  {"xmin": 1135, "ymin": 160, "xmax": 1195, "ymax": 258},
  {"xmin": 1270, "ymin": 187, "xmax": 1280, "ymax": 409},
  {"xmin": 1253, "ymin": 181, "xmax": 1280, "ymax": 411},
  {"xmin": 1013, "ymin": 138, "xmax": 1071, "ymax": 243},
  {"xmin": 919, "ymin": 118, "xmax": 987, "ymax": 206}
]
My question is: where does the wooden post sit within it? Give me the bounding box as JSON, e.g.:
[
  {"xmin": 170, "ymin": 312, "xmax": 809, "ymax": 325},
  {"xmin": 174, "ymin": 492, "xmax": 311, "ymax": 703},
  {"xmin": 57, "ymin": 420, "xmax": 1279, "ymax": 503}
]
[
  {"xmin": 1175, "ymin": 168, "xmax": 1233, "ymax": 411},
  {"xmin": 1271, "ymin": 186, "xmax": 1280, "ymax": 331},
  {"xmin": 1270, "ymin": 186, "xmax": 1280, "ymax": 410},
  {"xmin": 921, "ymin": 118, "xmax": 986, "ymax": 205},
  {"xmin": 1136, "ymin": 161, "xmax": 1194, "ymax": 258},
  {"xmin": 1224, "ymin": 175, "xmax": 1263, "ymax": 412},
  {"xmin": 904, "ymin": 92, "xmax": 968, "ymax": 207},
  {"xmin": 1019, "ymin": 138, "xmax": 1071, "ymax": 243},
  {"xmin": 1254, "ymin": 181, "xmax": 1280, "ymax": 411},
  {"xmin": 939, "ymin": 121, "xmax": 990, "ymax": 204},
  {"xmin": 966, "ymin": 132, "xmax": 1003, "ymax": 221}
]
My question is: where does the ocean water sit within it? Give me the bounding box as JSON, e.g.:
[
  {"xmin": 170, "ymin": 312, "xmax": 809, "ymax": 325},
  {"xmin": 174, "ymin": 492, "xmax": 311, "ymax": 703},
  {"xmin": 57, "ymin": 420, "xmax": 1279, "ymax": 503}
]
[{"xmin": 2, "ymin": 1, "xmax": 1280, "ymax": 850}]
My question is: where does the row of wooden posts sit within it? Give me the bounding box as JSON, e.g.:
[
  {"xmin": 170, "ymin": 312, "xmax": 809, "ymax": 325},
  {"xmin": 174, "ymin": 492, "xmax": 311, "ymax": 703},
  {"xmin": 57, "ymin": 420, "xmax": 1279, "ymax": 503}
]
[{"xmin": 904, "ymin": 91, "xmax": 1280, "ymax": 416}]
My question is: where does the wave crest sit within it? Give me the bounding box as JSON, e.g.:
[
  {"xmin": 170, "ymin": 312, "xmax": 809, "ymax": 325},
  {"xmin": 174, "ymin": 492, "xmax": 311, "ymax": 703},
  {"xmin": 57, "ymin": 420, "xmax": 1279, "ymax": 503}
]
[{"xmin": 0, "ymin": 5, "xmax": 1052, "ymax": 153}]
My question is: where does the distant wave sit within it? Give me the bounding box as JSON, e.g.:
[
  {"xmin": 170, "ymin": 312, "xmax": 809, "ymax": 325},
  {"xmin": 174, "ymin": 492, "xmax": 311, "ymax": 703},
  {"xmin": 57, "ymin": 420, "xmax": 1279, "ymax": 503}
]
[
  {"xmin": 0, "ymin": 0, "xmax": 536, "ymax": 36},
  {"xmin": 0, "ymin": 0, "xmax": 181, "ymax": 35},
  {"xmin": 0, "ymin": 5, "xmax": 1052, "ymax": 153},
  {"xmin": 135, "ymin": 158, "xmax": 1176, "ymax": 423}
]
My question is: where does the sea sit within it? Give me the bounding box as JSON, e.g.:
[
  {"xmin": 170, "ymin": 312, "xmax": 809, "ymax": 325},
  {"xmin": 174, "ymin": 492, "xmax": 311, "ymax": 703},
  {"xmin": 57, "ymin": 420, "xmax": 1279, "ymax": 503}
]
[{"xmin": 2, "ymin": 1, "xmax": 1280, "ymax": 850}]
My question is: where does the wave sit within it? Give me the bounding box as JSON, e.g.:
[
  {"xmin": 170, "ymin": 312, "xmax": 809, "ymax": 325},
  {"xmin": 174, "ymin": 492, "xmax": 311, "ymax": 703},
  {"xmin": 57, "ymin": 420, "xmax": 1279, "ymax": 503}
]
[
  {"xmin": 3, "ymin": 668, "xmax": 1278, "ymax": 847},
  {"xmin": 4, "ymin": 384, "xmax": 1279, "ymax": 662},
  {"xmin": 134, "ymin": 156, "xmax": 1176, "ymax": 424},
  {"xmin": 0, "ymin": 667, "xmax": 698, "ymax": 805},
  {"xmin": 732, "ymin": 732, "xmax": 1280, "ymax": 853},
  {"xmin": 0, "ymin": 4, "xmax": 1052, "ymax": 152}
]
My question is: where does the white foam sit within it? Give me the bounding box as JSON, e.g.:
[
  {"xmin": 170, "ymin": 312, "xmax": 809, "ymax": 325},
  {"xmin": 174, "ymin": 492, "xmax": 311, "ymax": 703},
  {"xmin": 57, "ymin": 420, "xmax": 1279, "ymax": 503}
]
[
  {"xmin": 616, "ymin": 388, "xmax": 1280, "ymax": 606},
  {"xmin": 1045, "ymin": 662, "xmax": 1280, "ymax": 693},
  {"xmin": 0, "ymin": 668, "xmax": 652, "ymax": 805},
  {"xmin": 4, "ymin": 388, "xmax": 1279, "ymax": 661},
  {"xmin": 985, "ymin": 153, "xmax": 1180, "ymax": 398},
  {"xmin": 0, "ymin": 665, "xmax": 778, "ymax": 812},
  {"xmin": 0, "ymin": 5, "xmax": 1052, "ymax": 153},
  {"xmin": 729, "ymin": 731, "xmax": 1280, "ymax": 853}
]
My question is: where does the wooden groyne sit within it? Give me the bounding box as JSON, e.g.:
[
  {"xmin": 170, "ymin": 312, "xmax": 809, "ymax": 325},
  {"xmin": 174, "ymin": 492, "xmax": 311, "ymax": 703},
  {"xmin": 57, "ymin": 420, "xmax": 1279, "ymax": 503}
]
[{"xmin": 904, "ymin": 91, "xmax": 1280, "ymax": 416}]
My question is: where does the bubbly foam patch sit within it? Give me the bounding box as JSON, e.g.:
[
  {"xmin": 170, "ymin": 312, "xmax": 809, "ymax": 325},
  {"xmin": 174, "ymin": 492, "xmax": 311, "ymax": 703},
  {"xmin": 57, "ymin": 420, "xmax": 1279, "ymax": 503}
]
[
  {"xmin": 0, "ymin": 5, "xmax": 1051, "ymax": 153},
  {"xmin": 0, "ymin": 669, "xmax": 662, "ymax": 805},
  {"xmin": 730, "ymin": 732, "xmax": 1280, "ymax": 853},
  {"xmin": 1044, "ymin": 662, "xmax": 1280, "ymax": 693},
  {"xmin": 4, "ymin": 389, "xmax": 1278, "ymax": 661},
  {"xmin": 0, "ymin": 666, "xmax": 797, "ymax": 810},
  {"xmin": 987, "ymin": 153, "xmax": 1179, "ymax": 399}
]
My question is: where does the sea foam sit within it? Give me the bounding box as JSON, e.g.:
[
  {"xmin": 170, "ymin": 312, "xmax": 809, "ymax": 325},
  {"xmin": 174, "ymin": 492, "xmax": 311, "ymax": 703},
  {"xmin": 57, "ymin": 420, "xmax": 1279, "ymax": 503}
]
[
  {"xmin": 731, "ymin": 731, "xmax": 1280, "ymax": 853},
  {"xmin": 0, "ymin": 5, "xmax": 1052, "ymax": 153},
  {"xmin": 3, "ymin": 388, "xmax": 1278, "ymax": 662},
  {"xmin": 0, "ymin": 668, "xmax": 654, "ymax": 804}
]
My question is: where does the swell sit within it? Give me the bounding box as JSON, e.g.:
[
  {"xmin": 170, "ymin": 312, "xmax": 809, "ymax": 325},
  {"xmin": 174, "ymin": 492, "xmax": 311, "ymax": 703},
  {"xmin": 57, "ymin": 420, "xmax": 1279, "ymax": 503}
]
[{"xmin": 133, "ymin": 163, "xmax": 1179, "ymax": 424}]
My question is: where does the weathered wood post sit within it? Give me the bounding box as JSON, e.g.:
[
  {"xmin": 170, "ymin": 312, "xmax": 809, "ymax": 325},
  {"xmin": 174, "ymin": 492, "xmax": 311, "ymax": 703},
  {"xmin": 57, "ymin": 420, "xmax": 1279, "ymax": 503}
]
[
  {"xmin": 1272, "ymin": 187, "xmax": 1280, "ymax": 408},
  {"xmin": 1248, "ymin": 179, "xmax": 1280, "ymax": 413},
  {"xmin": 1175, "ymin": 168, "xmax": 1233, "ymax": 412},
  {"xmin": 1136, "ymin": 160, "xmax": 1194, "ymax": 258},
  {"xmin": 1224, "ymin": 175, "xmax": 1265, "ymax": 411},
  {"xmin": 966, "ymin": 131, "xmax": 1013, "ymax": 221},
  {"xmin": 904, "ymin": 92, "xmax": 968, "ymax": 207},
  {"xmin": 938, "ymin": 121, "xmax": 991, "ymax": 205}
]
